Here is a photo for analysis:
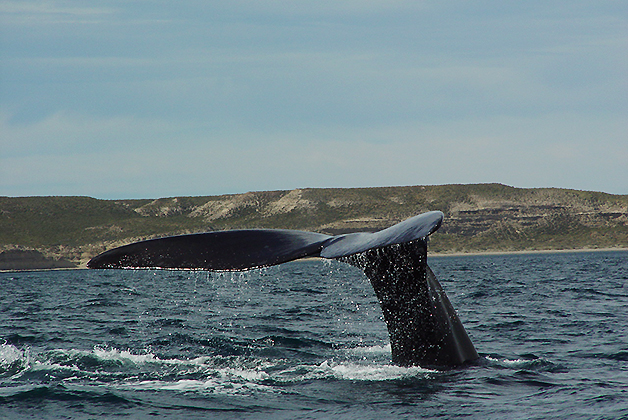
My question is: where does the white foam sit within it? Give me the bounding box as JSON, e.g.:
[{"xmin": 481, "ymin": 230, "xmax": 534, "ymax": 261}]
[
  {"xmin": 346, "ymin": 343, "xmax": 392, "ymax": 355},
  {"xmin": 117, "ymin": 372, "xmax": 275, "ymax": 395},
  {"xmin": 312, "ymin": 360, "xmax": 434, "ymax": 381},
  {"xmin": 9, "ymin": 344, "xmax": 436, "ymax": 397},
  {"xmin": 216, "ymin": 366, "xmax": 270, "ymax": 382},
  {"xmin": 0, "ymin": 343, "xmax": 24, "ymax": 365},
  {"xmin": 484, "ymin": 355, "xmax": 528, "ymax": 367},
  {"xmin": 90, "ymin": 348, "xmax": 231, "ymax": 368},
  {"xmin": 85, "ymin": 349, "xmax": 276, "ymax": 395},
  {"xmin": 92, "ymin": 347, "xmax": 161, "ymax": 364}
]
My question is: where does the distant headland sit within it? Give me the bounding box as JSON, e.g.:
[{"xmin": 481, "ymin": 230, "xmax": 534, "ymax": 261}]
[{"xmin": 1, "ymin": 183, "xmax": 627, "ymax": 270}]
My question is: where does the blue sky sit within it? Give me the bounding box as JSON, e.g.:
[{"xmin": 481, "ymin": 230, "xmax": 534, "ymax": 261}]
[{"xmin": 1, "ymin": 1, "xmax": 626, "ymax": 198}]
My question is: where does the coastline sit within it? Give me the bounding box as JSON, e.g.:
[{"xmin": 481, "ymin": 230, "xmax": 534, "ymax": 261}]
[
  {"xmin": 430, "ymin": 247, "xmax": 628, "ymax": 258},
  {"xmin": 4, "ymin": 186, "xmax": 627, "ymax": 271},
  {"xmin": 2, "ymin": 247, "xmax": 627, "ymax": 273}
]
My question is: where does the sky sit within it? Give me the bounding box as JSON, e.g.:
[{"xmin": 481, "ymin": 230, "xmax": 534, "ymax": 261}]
[{"xmin": 1, "ymin": 1, "xmax": 626, "ymax": 199}]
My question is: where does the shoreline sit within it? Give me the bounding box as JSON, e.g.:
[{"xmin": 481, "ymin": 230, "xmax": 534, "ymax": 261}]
[
  {"xmin": 2, "ymin": 247, "xmax": 627, "ymax": 273},
  {"xmin": 430, "ymin": 247, "xmax": 628, "ymax": 257}
]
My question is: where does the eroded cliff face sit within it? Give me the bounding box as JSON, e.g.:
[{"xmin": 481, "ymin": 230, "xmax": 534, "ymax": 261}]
[
  {"xmin": 1, "ymin": 184, "xmax": 627, "ymax": 269},
  {"xmin": 434, "ymin": 200, "xmax": 627, "ymax": 253},
  {"xmin": 121, "ymin": 186, "xmax": 628, "ymax": 249}
]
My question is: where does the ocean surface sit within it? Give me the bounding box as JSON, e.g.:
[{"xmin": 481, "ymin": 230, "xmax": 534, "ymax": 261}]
[{"xmin": 1, "ymin": 250, "xmax": 627, "ymax": 419}]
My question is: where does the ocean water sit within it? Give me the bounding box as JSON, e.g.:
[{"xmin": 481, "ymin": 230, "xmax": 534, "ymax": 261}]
[{"xmin": 1, "ymin": 250, "xmax": 627, "ymax": 419}]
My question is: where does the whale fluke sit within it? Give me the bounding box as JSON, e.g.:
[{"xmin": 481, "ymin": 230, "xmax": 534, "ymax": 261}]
[
  {"xmin": 88, "ymin": 210, "xmax": 478, "ymax": 368},
  {"xmin": 87, "ymin": 229, "xmax": 331, "ymax": 271}
]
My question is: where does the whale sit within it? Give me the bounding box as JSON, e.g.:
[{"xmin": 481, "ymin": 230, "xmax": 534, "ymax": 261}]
[{"xmin": 88, "ymin": 210, "xmax": 479, "ymax": 368}]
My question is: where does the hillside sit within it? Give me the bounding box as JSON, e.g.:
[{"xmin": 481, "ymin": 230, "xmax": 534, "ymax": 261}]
[{"xmin": 1, "ymin": 184, "xmax": 627, "ymax": 269}]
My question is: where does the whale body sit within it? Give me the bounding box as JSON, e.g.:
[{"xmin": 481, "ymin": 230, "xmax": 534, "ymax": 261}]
[{"xmin": 88, "ymin": 211, "xmax": 479, "ymax": 368}]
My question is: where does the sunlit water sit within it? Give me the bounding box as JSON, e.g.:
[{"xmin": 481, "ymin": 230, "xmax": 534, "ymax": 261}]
[{"xmin": 1, "ymin": 251, "xmax": 627, "ymax": 419}]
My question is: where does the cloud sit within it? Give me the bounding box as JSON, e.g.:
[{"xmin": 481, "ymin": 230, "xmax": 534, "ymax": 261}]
[
  {"xmin": 1, "ymin": 1, "xmax": 626, "ymax": 196},
  {"xmin": 0, "ymin": 1, "xmax": 116, "ymax": 26},
  {"xmin": 2, "ymin": 108, "xmax": 626, "ymax": 198},
  {"xmin": 0, "ymin": 111, "xmax": 175, "ymax": 158}
]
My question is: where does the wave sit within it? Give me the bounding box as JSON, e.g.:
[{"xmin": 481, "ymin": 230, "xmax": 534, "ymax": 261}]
[
  {"xmin": 1, "ymin": 343, "xmax": 438, "ymax": 400},
  {"xmin": 312, "ymin": 360, "xmax": 434, "ymax": 381},
  {"xmin": 0, "ymin": 343, "xmax": 29, "ymax": 379},
  {"xmin": 483, "ymin": 354, "xmax": 563, "ymax": 371}
]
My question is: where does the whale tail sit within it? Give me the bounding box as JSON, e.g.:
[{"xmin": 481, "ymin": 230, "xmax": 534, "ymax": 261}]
[
  {"xmin": 341, "ymin": 239, "xmax": 478, "ymax": 366},
  {"xmin": 88, "ymin": 211, "xmax": 478, "ymax": 367}
]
